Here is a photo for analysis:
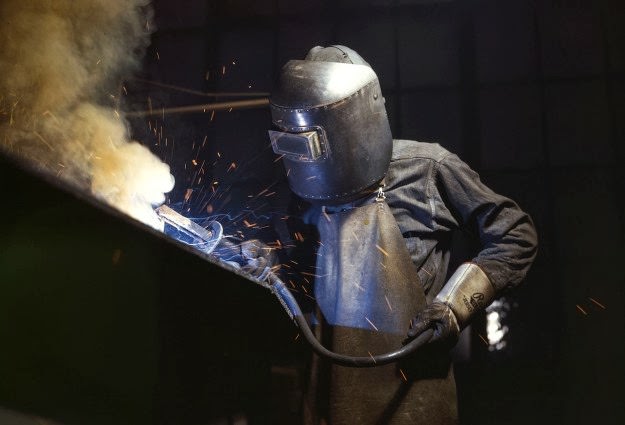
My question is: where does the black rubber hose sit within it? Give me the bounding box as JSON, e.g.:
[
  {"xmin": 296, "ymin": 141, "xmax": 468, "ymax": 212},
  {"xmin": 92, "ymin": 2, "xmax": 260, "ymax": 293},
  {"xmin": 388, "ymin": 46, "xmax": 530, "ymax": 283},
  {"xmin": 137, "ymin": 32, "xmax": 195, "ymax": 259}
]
[{"xmin": 270, "ymin": 274, "xmax": 435, "ymax": 368}]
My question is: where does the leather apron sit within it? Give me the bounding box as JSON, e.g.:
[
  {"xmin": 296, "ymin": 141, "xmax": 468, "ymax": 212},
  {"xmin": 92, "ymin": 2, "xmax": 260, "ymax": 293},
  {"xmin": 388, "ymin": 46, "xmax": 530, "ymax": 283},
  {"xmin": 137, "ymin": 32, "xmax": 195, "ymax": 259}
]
[{"xmin": 303, "ymin": 195, "xmax": 458, "ymax": 425}]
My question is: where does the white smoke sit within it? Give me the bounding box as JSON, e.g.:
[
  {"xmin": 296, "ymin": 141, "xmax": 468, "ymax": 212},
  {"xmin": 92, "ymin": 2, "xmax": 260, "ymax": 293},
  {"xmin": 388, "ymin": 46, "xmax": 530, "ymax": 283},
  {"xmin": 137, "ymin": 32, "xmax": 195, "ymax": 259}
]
[{"xmin": 0, "ymin": 0, "xmax": 174, "ymax": 230}]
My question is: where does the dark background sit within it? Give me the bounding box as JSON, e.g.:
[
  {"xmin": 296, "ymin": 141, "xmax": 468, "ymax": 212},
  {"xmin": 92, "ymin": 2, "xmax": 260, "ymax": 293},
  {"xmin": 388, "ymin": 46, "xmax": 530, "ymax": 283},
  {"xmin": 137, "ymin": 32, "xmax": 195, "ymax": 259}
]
[{"xmin": 1, "ymin": 0, "xmax": 624, "ymax": 424}]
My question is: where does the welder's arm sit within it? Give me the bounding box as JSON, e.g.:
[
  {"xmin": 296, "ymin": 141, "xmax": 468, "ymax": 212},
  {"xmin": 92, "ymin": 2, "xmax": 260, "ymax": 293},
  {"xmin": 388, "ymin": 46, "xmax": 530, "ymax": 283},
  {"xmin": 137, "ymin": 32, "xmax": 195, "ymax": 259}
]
[
  {"xmin": 436, "ymin": 152, "xmax": 538, "ymax": 293},
  {"xmin": 407, "ymin": 152, "xmax": 537, "ymax": 344}
]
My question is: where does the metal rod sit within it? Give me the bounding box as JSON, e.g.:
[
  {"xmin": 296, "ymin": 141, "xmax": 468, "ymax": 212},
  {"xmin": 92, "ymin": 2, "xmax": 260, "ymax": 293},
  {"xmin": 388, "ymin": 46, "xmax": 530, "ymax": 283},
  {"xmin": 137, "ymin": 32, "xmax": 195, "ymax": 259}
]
[
  {"xmin": 130, "ymin": 77, "xmax": 270, "ymax": 98},
  {"xmin": 125, "ymin": 98, "xmax": 270, "ymax": 117}
]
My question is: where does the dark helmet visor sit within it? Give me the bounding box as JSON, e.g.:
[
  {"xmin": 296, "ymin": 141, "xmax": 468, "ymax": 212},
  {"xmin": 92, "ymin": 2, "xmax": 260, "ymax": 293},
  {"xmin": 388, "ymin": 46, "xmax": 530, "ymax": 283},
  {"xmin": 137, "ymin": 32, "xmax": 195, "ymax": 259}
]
[{"xmin": 268, "ymin": 129, "xmax": 327, "ymax": 162}]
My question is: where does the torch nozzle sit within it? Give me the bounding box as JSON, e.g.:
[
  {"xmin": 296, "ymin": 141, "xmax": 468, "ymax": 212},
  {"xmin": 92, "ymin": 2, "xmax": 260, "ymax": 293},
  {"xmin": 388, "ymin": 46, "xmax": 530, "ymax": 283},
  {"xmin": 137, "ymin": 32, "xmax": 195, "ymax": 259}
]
[{"xmin": 155, "ymin": 205, "xmax": 223, "ymax": 254}]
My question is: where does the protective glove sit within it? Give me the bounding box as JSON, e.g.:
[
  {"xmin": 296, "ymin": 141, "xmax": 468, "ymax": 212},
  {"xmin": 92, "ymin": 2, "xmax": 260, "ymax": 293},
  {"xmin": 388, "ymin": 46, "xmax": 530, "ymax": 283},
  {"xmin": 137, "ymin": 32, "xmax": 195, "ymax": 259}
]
[
  {"xmin": 240, "ymin": 239, "xmax": 277, "ymax": 281},
  {"xmin": 405, "ymin": 301, "xmax": 460, "ymax": 345},
  {"xmin": 404, "ymin": 262, "xmax": 495, "ymax": 346}
]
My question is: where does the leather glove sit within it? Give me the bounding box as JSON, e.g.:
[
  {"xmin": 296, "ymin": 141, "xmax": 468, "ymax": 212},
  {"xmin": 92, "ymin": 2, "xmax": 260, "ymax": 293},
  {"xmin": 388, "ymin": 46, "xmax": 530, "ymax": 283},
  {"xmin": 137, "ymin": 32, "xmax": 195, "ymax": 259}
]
[
  {"xmin": 405, "ymin": 301, "xmax": 460, "ymax": 346},
  {"xmin": 240, "ymin": 239, "xmax": 276, "ymax": 280}
]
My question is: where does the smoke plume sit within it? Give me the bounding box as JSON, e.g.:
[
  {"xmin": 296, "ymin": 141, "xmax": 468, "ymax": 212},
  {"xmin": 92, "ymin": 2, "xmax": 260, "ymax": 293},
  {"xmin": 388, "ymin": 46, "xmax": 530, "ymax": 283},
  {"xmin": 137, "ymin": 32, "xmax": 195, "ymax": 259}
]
[{"xmin": 0, "ymin": 0, "xmax": 174, "ymax": 230}]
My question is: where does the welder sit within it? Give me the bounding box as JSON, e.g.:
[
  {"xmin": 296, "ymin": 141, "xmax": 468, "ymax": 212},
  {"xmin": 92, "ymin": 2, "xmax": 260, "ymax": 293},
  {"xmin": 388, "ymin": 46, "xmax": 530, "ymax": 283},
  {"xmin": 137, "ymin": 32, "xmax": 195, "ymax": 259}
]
[{"xmin": 268, "ymin": 45, "xmax": 538, "ymax": 425}]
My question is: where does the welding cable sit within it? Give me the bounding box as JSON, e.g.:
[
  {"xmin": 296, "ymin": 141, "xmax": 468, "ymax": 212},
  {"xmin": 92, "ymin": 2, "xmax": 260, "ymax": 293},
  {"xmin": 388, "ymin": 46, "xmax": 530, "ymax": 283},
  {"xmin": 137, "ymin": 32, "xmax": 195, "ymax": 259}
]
[{"xmin": 268, "ymin": 274, "xmax": 435, "ymax": 368}]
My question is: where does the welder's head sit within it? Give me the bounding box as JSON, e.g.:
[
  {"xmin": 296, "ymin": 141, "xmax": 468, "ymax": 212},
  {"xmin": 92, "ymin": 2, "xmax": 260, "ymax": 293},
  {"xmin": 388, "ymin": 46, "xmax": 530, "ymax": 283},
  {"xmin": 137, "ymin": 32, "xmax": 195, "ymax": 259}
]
[{"xmin": 269, "ymin": 45, "xmax": 392, "ymax": 204}]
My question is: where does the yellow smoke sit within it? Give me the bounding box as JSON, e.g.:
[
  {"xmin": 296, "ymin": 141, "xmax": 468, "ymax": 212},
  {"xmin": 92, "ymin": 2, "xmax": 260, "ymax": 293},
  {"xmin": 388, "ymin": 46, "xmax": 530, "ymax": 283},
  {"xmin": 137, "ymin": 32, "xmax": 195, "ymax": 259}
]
[{"xmin": 0, "ymin": 0, "xmax": 174, "ymax": 230}]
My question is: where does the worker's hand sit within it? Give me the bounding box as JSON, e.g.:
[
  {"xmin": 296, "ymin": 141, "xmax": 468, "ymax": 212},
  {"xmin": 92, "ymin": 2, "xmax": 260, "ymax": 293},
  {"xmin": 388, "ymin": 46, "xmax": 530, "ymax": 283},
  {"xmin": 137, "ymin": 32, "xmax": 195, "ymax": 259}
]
[
  {"xmin": 405, "ymin": 302, "xmax": 460, "ymax": 346},
  {"xmin": 240, "ymin": 239, "xmax": 276, "ymax": 281}
]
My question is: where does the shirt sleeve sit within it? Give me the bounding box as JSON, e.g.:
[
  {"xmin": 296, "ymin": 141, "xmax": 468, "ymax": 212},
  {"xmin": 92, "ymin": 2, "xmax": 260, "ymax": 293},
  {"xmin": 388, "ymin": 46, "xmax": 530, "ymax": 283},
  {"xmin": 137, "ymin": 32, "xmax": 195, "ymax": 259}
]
[{"xmin": 434, "ymin": 152, "xmax": 538, "ymax": 291}]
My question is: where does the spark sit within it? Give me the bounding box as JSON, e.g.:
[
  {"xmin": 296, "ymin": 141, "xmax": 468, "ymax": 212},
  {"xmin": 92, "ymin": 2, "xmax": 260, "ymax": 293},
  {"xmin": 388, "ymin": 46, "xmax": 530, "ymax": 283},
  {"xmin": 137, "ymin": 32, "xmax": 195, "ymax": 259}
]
[
  {"xmin": 322, "ymin": 209, "xmax": 331, "ymax": 222},
  {"xmin": 576, "ymin": 305, "xmax": 588, "ymax": 315},
  {"xmin": 421, "ymin": 267, "xmax": 432, "ymax": 277},
  {"xmin": 227, "ymin": 162, "xmax": 237, "ymax": 172},
  {"xmin": 478, "ymin": 334, "xmax": 489, "ymax": 346},
  {"xmin": 589, "ymin": 297, "xmax": 606, "ymax": 309},
  {"xmin": 375, "ymin": 244, "xmax": 389, "ymax": 257},
  {"xmin": 398, "ymin": 368, "xmax": 408, "ymax": 382},
  {"xmin": 385, "ymin": 295, "xmax": 393, "ymax": 312},
  {"xmin": 42, "ymin": 110, "xmax": 61, "ymax": 125},
  {"xmin": 192, "ymin": 159, "xmax": 198, "ymax": 166},
  {"xmin": 222, "ymin": 65, "xmax": 226, "ymax": 75},
  {"xmin": 368, "ymin": 352, "xmax": 377, "ymax": 364},
  {"xmin": 33, "ymin": 132, "xmax": 54, "ymax": 151},
  {"xmin": 294, "ymin": 333, "xmax": 300, "ymax": 341},
  {"xmin": 274, "ymin": 154, "xmax": 285, "ymax": 163},
  {"xmin": 365, "ymin": 317, "xmax": 379, "ymax": 331}
]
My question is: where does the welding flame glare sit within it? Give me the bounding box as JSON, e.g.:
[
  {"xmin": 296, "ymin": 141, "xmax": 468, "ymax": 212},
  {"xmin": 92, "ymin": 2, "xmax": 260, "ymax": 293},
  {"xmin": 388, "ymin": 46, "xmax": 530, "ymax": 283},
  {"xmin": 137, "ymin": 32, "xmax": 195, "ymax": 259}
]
[{"xmin": 0, "ymin": 0, "xmax": 174, "ymax": 230}]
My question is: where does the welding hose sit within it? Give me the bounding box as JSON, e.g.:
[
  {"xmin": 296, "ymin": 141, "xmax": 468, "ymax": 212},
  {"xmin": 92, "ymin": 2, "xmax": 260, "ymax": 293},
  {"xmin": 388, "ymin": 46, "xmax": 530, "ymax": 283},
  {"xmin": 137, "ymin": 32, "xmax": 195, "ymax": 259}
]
[{"xmin": 268, "ymin": 273, "xmax": 435, "ymax": 368}]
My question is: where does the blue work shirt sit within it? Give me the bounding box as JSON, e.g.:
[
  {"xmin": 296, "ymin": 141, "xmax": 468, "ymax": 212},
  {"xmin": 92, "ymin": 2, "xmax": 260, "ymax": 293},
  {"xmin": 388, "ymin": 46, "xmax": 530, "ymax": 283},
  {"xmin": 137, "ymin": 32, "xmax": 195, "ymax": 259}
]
[{"xmin": 384, "ymin": 139, "xmax": 538, "ymax": 298}]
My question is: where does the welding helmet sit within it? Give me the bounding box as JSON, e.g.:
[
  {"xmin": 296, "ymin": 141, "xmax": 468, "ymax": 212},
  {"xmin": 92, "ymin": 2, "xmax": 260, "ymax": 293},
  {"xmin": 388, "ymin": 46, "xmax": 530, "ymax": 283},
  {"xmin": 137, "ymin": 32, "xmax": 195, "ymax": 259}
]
[{"xmin": 269, "ymin": 45, "xmax": 392, "ymax": 203}]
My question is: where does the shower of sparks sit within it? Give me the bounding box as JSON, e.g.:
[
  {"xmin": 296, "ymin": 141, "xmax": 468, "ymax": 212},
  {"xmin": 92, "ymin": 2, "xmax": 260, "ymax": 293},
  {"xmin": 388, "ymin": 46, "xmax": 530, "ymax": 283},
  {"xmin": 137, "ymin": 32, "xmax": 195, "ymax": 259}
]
[{"xmin": 128, "ymin": 77, "xmax": 325, "ymax": 297}]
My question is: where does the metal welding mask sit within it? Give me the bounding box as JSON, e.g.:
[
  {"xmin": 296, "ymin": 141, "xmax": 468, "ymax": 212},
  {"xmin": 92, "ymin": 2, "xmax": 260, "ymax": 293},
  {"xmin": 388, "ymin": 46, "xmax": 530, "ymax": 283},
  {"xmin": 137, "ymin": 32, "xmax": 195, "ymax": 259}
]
[{"xmin": 269, "ymin": 46, "xmax": 392, "ymax": 203}]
